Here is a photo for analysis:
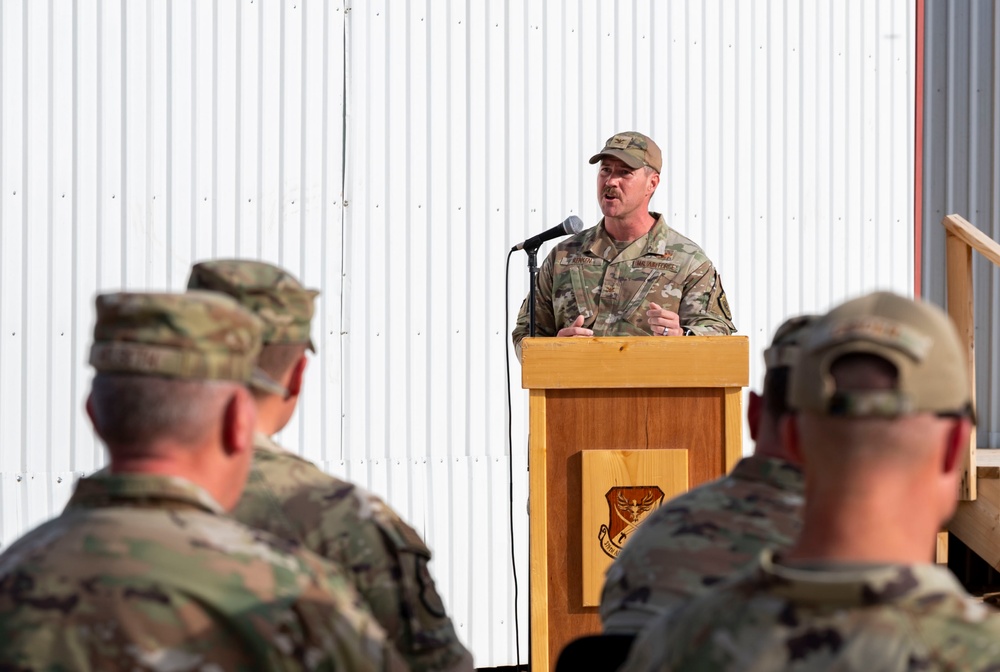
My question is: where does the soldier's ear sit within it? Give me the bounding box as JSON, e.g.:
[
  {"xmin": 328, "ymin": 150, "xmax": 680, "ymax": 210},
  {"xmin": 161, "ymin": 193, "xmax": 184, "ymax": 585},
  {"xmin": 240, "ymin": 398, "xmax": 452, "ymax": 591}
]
[
  {"xmin": 781, "ymin": 414, "xmax": 803, "ymax": 465},
  {"xmin": 285, "ymin": 354, "xmax": 308, "ymax": 399},
  {"xmin": 84, "ymin": 393, "xmax": 101, "ymax": 436},
  {"xmin": 747, "ymin": 391, "xmax": 762, "ymax": 442},
  {"xmin": 221, "ymin": 387, "xmax": 255, "ymax": 457},
  {"xmin": 942, "ymin": 417, "xmax": 971, "ymax": 475}
]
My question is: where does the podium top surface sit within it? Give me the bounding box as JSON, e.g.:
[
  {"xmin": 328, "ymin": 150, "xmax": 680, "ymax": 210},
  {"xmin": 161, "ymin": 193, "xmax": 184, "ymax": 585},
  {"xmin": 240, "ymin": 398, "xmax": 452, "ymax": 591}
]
[{"xmin": 521, "ymin": 336, "xmax": 749, "ymax": 389}]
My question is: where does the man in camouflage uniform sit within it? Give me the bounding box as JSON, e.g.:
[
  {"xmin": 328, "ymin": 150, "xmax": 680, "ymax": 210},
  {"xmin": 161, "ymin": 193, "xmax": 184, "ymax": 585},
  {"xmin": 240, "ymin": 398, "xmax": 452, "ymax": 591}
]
[
  {"xmin": 622, "ymin": 292, "xmax": 1000, "ymax": 671},
  {"xmin": 188, "ymin": 259, "xmax": 473, "ymax": 672},
  {"xmin": 600, "ymin": 314, "xmax": 816, "ymax": 634},
  {"xmin": 512, "ymin": 131, "xmax": 735, "ymax": 357},
  {"xmin": 0, "ymin": 291, "xmax": 406, "ymax": 671}
]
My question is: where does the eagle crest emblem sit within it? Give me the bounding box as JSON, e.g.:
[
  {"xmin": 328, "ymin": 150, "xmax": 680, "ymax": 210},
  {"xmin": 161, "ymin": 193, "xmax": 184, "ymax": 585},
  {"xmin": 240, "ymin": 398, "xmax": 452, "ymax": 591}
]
[{"xmin": 598, "ymin": 486, "xmax": 665, "ymax": 559}]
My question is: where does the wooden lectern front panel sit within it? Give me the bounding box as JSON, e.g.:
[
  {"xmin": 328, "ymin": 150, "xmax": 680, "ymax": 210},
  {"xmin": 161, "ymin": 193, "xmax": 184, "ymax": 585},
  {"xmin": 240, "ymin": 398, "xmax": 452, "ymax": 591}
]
[{"xmin": 537, "ymin": 387, "xmax": 725, "ymax": 669}]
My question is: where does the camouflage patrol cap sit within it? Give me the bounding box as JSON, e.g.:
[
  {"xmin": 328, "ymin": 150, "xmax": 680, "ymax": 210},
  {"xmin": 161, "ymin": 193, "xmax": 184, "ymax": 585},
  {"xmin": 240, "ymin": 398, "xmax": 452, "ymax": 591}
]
[
  {"xmin": 589, "ymin": 131, "xmax": 663, "ymax": 173},
  {"xmin": 763, "ymin": 315, "xmax": 819, "ymax": 371},
  {"xmin": 789, "ymin": 292, "xmax": 975, "ymax": 420},
  {"xmin": 89, "ymin": 290, "xmax": 287, "ymax": 395},
  {"xmin": 187, "ymin": 259, "xmax": 319, "ymax": 351}
]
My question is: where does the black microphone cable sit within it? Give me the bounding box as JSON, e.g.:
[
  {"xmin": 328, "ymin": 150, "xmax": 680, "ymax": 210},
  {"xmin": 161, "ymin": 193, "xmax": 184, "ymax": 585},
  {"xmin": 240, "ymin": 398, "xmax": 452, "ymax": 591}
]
[{"xmin": 504, "ymin": 247, "xmax": 523, "ymax": 671}]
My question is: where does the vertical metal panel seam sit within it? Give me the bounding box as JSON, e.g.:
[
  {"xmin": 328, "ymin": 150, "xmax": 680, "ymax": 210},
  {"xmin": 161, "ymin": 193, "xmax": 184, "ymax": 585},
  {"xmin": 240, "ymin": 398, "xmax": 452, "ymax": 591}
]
[
  {"xmin": 120, "ymin": 0, "xmax": 126, "ymax": 286},
  {"xmin": 212, "ymin": 0, "xmax": 219, "ymax": 256},
  {"xmin": 255, "ymin": 0, "xmax": 264, "ymax": 257},
  {"xmin": 338, "ymin": 0, "xmax": 348, "ymax": 461},
  {"xmin": 423, "ymin": 0, "xmax": 433, "ymax": 465},
  {"xmin": 297, "ymin": 0, "xmax": 307, "ymax": 453},
  {"xmin": 967, "ymin": 3, "xmax": 978, "ymax": 220},
  {"xmin": 165, "ymin": 0, "xmax": 172, "ymax": 285},
  {"xmin": 95, "ymin": 0, "xmax": 104, "ymax": 467},
  {"xmin": 797, "ymin": 1, "xmax": 805, "ymax": 307},
  {"xmin": 234, "ymin": 0, "xmax": 242, "ymax": 257},
  {"xmin": 47, "ymin": 0, "xmax": 56, "ymax": 479},
  {"xmin": 298, "ymin": 0, "xmax": 306, "ymax": 269},
  {"xmin": 404, "ymin": 0, "xmax": 413, "ymax": 465},
  {"xmin": 20, "ymin": 0, "xmax": 29, "ymax": 475},
  {"xmin": 70, "ymin": 0, "xmax": 79, "ymax": 467},
  {"xmin": 277, "ymin": 0, "xmax": 285, "ymax": 264},
  {"xmin": 462, "ymin": 0, "xmax": 471, "ymax": 471},
  {"xmin": 443, "ymin": 0, "xmax": 453, "ymax": 478},
  {"xmin": 145, "ymin": 0, "xmax": 153, "ymax": 286},
  {"xmin": 944, "ymin": 2, "xmax": 954, "ymax": 219},
  {"xmin": 319, "ymin": 0, "xmax": 329, "ymax": 462},
  {"xmin": 189, "ymin": 3, "xmax": 196, "ymax": 263}
]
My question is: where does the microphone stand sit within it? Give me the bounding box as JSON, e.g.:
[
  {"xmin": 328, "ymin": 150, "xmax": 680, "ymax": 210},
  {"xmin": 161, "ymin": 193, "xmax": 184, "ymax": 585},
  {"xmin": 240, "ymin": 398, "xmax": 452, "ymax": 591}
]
[{"xmin": 525, "ymin": 246, "xmax": 540, "ymax": 337}]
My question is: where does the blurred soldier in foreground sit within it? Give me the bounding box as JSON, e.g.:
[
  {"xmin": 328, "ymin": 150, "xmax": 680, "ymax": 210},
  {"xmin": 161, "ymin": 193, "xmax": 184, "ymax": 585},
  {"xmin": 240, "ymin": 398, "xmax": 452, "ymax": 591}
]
[
  {"xmin": 188, "ymin": 259, "xmax": 473, "ymax": 672},
  {"xmin": 600, "ymin": 314, "xmax": 815, "ymax": 634},
  {"xmin": 622, "ymin": 292, "xmax": 1000, "ymax": 671},
  {"xmin": 0, "ymin": 291, "xmax": 405, "ymax": 671}
]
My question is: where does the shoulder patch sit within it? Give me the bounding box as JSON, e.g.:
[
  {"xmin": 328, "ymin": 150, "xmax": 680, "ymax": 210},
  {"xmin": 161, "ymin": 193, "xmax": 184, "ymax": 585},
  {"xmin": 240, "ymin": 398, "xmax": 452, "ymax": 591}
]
[
  {"xmin": 632, "ymin": 259, "xmax": 680, "ymax": 273},
  {"xmin": 717, "ymin": 280, "xmax": 733, "ymax": 321},
  {"xmin": 560, "ymin": 255, "xmax": 601, "ymax": 266}
]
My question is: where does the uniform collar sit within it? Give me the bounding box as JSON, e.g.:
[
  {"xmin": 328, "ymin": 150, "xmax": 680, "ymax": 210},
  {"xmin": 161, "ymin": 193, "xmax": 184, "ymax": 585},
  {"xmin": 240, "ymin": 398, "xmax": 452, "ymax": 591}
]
[
  {"xmin": 68, "ymin": 472, "xmax": 226, "ymax": 514},
  {"xmin": 589, "ymin": 212, "xmax": 671, "ymax": 261},
  {"xmin": 252, "ymin": 430, "xmax": 291, "ymax": 454},
  {"xmin": 755, "ymin": 548, "xmax": 969, "ymax": 609},
  {"xmin": 729, "ymin": 455, "xmax": 804, "ymax": 493}
]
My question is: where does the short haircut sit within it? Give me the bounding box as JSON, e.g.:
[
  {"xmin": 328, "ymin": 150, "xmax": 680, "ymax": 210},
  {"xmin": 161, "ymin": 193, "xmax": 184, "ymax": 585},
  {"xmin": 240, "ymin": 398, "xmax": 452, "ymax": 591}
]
[
  {"xmin": 252, "ymin": 343, "xmax": 307, "ymax": 399},
  {"xmin": 762, "ymin": 367, "xmax": 792, "ymax": 417},
  {"xmin": 89, "ymin": 373, "xmax": 236, "ymax": 449}
]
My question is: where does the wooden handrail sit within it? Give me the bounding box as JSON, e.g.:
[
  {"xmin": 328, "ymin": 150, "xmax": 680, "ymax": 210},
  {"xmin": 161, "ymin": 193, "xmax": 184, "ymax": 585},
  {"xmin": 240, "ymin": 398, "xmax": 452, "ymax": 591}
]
[
  {"xmin": 942, "ymin": 214, "xmax": 1000, "ymax": 501},
  {"xmin": 944, "ymin": 214, "xmax": 1000, "ymax": 266}
]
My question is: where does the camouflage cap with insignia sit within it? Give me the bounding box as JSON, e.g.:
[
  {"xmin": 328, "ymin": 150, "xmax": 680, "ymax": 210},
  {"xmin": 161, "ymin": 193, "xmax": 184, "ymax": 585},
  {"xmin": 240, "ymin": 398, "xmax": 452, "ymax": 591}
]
[
  {"xmin": 187, "ymin": 259, "xmax": 319, "ymax": 351},
  {"xmin": 763, "ymin": 314, "xmax": 819, "ymax": 371},
  {"xmin": 589, "ymin": 131, "xmax": 663, "ymax": 173},
  {"xmin": 789, "ymin": 291, "xmax": 975, "ymax": 421},
  {"xmin": 89, "ymin": 290, "xmax": 287, "ymax": 395}
]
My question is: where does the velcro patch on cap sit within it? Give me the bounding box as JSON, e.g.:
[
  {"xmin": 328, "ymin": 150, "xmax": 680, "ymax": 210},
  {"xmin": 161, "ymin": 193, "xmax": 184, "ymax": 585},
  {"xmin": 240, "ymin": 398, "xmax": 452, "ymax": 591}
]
[
  {"xmin": 560, "ymin": 255, "xmax": 601, "ymax": 266},
  {"xmin": 632, "ymin": 259, "xmax": 679, "ymax": 273},
  {"xmin": 91, "ymin": 342, "xmax": 179, "ymax": 373},
  {"xmin": 821, "ymin": 317, "xmax": 933, "ymax": 360}
]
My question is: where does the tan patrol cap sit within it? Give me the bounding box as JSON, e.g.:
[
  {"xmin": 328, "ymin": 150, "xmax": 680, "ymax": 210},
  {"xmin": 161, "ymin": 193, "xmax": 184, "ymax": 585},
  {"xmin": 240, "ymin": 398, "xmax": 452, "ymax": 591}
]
[
  {"xmin": 89, "ymin": 291, "xmax": 287, "ymax": 396},
  {"xmin": 589, "ymin": 131, "xmax": 662, "ymax": 173},
  {"xmin": 763, "ymin": 314, "xmax": 819, "ymax": 372},
  {"xmin": 789, "ymin": 291, "xmax": 975, "ymax": 421},
  {"xmin": 187, "ymin": 259, "xmax": 319, "ymax": 352}
]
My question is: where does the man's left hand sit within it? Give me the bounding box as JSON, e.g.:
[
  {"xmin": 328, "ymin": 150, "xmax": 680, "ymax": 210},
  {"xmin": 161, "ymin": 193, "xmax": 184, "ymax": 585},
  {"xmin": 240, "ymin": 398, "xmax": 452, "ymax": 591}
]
[{"xmin": 647, "ymin": 303, "xmax": 682, "ymax": 336}]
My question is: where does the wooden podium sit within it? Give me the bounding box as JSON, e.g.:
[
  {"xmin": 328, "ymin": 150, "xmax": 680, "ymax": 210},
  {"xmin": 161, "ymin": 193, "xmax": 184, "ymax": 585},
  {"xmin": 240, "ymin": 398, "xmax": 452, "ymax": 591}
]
[{"xmin": 521, "ymin": 336, "xmax": 749, "ymax": 671}]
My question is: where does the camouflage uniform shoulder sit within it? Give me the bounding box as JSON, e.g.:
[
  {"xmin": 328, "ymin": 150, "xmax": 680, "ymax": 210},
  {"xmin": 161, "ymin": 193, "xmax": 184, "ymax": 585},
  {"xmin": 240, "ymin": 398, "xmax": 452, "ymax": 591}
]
[
  {"xmin": 0, "ymin": 473, "xmax": 403, "ymax": 671},
  {"xmin": 234, "ymin": 435, "xmax": 473, "ymax": 672},
  {"xmin": 600, "ymin": 457, "xmax": 804, "ymax": 634},
  {"xmin": 621, "ymin": 553, "xmax": 1000, "ymax": 672}
]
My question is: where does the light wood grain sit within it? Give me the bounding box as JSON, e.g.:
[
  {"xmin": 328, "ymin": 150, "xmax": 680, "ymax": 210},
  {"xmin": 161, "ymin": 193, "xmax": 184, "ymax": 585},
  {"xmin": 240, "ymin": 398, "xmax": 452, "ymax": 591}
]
[
  {"xmin": 950, "ymin": 481, "xmax": 1000, "ymax": 569},
  {"xmin": 723, "ymin": 388, "xmax": 744, "ymax": 472},
  {"xmin": 528, "ymin": 389, "xmax": 550, "ymax": 672},
  {"xmin": 945, "ymin": 228, "xmax": 977, "ymax": 501},
  {"xmin": 521, "ymin": 336, "xmax": 749, "ymax": 389},
  {"xmin": 580, "ymin": 450, "xmax": 689, "ymax": 606}
]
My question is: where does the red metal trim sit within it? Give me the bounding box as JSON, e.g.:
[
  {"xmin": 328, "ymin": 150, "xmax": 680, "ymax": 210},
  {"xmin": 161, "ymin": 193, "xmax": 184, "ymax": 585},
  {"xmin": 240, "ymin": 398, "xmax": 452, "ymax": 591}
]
[{"xmin": 914, "ymin": 0, "xmax": 925, "ymax": 298}]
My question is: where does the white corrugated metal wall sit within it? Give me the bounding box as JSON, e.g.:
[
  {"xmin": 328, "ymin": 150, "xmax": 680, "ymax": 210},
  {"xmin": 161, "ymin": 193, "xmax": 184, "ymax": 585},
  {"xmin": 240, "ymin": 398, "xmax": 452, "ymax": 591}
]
[
  {"xmin": 922, "ymin": 0, "xmax": 1000, "ymax": 450},
  {"xmin": 0, "ymin": 1, "xmax": 915, "ymax": 667}
]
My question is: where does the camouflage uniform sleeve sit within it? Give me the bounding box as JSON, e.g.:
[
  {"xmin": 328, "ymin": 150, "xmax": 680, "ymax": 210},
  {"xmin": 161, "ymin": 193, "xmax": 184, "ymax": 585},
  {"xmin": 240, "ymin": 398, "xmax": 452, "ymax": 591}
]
[
  {"xmin": 678, "ymin": 261, "xmax": 736, "ymax": 335},
  {"xmin": 345, "ymin": 494, "xmax": 473, "ymax": 672},
  {"xmin": 511, "ymin": 250, "xmax": 559, "ymax": 360}
]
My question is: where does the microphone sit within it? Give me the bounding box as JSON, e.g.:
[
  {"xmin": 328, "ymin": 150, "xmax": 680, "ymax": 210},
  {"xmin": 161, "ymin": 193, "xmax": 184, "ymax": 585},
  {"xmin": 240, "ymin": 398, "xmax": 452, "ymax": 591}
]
[{"xmin": 511, "ymin": 216, "xmax": 585, "ymax": 252}]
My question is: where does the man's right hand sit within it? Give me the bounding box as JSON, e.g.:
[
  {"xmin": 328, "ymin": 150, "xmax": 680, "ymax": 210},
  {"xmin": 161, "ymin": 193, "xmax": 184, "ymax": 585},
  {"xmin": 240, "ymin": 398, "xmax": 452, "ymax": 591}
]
[{"xmin": 557, "ymin": 315, "xmax": 594, "ymax": 337}]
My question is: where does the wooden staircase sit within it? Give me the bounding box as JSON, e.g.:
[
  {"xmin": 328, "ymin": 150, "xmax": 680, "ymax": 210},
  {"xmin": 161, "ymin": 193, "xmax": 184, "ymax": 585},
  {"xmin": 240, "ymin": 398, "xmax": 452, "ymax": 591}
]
[{"xmin": 940, "ymin": 214, "xmax": 1000, "ymax": 566}]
